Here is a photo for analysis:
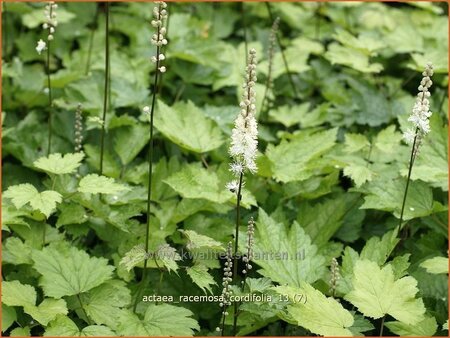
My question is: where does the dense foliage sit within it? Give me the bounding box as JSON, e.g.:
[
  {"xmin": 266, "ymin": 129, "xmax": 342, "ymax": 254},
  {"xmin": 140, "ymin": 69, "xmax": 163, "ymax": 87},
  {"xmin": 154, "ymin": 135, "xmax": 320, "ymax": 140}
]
[{"xmin": 1, "ymin": 1, "xmax": 448, "ymax": 337}]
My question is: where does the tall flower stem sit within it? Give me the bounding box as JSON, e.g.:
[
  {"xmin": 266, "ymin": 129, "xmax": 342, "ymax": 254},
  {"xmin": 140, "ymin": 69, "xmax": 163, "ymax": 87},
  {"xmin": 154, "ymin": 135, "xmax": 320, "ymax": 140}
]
[
  {"xmin": 397, "ymin": 128, "xmax": 418, "ymax": 234},
  {"xmin": 99, "ymin": 3, "xmax": 110, "ymax": 175},
  {"xmin": 133, "ymin": 1, "xmax": 167, "ymax": 313},
  {"xmin": 265, "ymin": 2, "xmax": 299, "ymax": 100},
  {"xmin": 46, "ymin": 39, "xmax": 53, "ymax": 155}
]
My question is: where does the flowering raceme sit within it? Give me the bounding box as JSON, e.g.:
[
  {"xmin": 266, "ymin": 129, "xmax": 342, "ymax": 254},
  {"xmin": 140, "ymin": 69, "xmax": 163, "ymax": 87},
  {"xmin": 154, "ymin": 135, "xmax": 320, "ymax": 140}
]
[
  {"xmin": 36, "ymin": 1, "xmax": 58, "ymax": 54},
  {"xmin": 403, "ymin": 62, "xmax": 434, "ymax": 154},
  {"xmin": 228, "ymin": 48, "xmax": 258, "ymax": 191},
  {"xmin": 150, "ymin": 1, "xmax": 168, "ymax": 73}
]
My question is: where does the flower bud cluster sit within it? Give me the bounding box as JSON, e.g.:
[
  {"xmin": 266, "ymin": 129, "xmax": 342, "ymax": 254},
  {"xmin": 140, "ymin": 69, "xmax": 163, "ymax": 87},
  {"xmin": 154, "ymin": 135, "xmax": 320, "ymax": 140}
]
[
  {"xmin": 150, "ymin": 1, "xmax": 168, "ymax": 73},
  {"xmin": 43, "ymin": 1, "xmax": 58, "ymax": 41},
  {"xmin": 74, "ymin": 103, "xmax": 83, "ymax": 153},
  {"xmin": 219, "ymin": 242, "xmax": 233, "ymax": 311},
  {"xmin": 329, "ymin": 257, "xmax": 340, "ymax": 296},
  {"xmin": 227, "ymin": 49, "xmax": 258, "ymax": 192},
  {"xmin": 242, "ymin": 217, "xmax": 255, "ymax": 275},
  {"xmin": 403, "ymin": 62, "xmax": 434, "ymax": 155}
]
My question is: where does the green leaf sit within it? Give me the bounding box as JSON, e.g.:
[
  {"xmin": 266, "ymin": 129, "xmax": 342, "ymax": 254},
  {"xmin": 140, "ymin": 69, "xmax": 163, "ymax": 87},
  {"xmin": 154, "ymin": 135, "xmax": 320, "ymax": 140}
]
[
  {"xmin": 120, "ymin": 244, "xmax": 147, "ymax": 272},
  {"xmin": 78, "ymin": 174, "xmax": 130, "ymax": 195},
  {"xmin": 22, "ymin": 8, "xmax": 76, "ymax": 28},
  {"xmin": 360, "ymin": 230, "xmax": 399, "ymax": 266},
  {"xmin": 117, "ymin": 305, "xmax": 199, "ymax": 336},
  {"xmin": 2, "ymin": 280, "xmax": 36, "ymax": 308},
  {"xmin": 385, "ymin": 316, "xmax": 437, "ymax": 336},
  {"xmin": 56, "ymin": 203, "xmax": 87, "ymax": 227},
  {"xmin": 268, "ymin": 103, "xmax": 310, "ymax": 128},
  {"xmin": 297, "ymin": 194, "xmax": 358, "ymax": 247},
  {"xmin": 275, "ymin": 283, "xmax": 354, "ymax": 336},
  {"xmin": 33, "ymin": 152, "xmax": 84, "ymax": 175},
  {"xmin": 253, "ymin": 209, "xmax": 326, "ymax": 286},
  {"xmin": 79, "ymin": 280, "xmax": 131, "ymax": 328},
  {"xmin": 325, "ymin": 42, "xmax": 383, "ymax": 73},
  {"xmin": 2, "ymin": 305, "xmax": 17, "ymax": 333},
  {"xmin": 113, "ymin": 123, "xmax": 150, "ymax": 165},
  {"xmin": 359, "ymin": 178, "xmax": 434, "ymax": 220},
  {"xmin": 154, "ymin": 100, "xmax": 224, "ymax": 153},
  {"xmin": 153, "ymin": 244, "xmax": 182, "ymax": 273},
  {"xmin": 343, "ymin": 164, "xmax": 374, "ymax": 187},
  {"xmin": 182, "ymin": 229, "xmax": 224, "ymax": 251},
  {"xmin": 10, "ymin": 327, "xmax": 31, "ymax": 336},
  {"xmin": 32, "ymin": 245, "xmax": 114, "ymax": 298},
  {"xmin": 344, "ymin": 133, "xmax": 370, "ymax": 153},
  {"xmin": 266, "ymin": 128, "xmax": 338, "ymax": 183},
  {"xmin": 164, "ymin": 163, "xmax": 229, "ymax": 204},
  {"xmin": 345, "ymin": 260, "xmax": 425, "ymax": 324},
  {"xmin": 3, "ymin": 237, "xmax": 33, "ymax": 265},
  {"xmin": 420, "ymin": 256, "xmax": 449, "ymax": 274},
  {"xmin": 186, "ymin": 264, "xmax": 216, "ymax": 294},
  {"xmin": 25, "ymin": 299, "xmax": 68, "ymax": 326},
  {"xmin": 44, "ymin": 315, "xmax": 115, "ymax": 336},
  {"xmin": 4, "ymin": 184, "xmax": 62, "ymax": 218}
]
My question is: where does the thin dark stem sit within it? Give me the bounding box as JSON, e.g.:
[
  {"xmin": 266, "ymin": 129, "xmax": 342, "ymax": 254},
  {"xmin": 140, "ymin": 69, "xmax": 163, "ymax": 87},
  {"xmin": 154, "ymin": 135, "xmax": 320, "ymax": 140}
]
[
  {"xmin": 232, "ymin": 172, "xmax": 244, "ymax": 335},
  {"xmin": 99, "ymin": 3, "xmax": 110, "ymax": 175},
  {"xmin": 265, "ymin": 2, "xmax": 299, "ymax": 100},
  {"xmin": 77, "ymin": 294, "xmax": 92, "ymax": 325},
  {"xmin": 397, "ymin": 128, "xmax": 419, "ymax": 233},
  {"xmin": 241, "ymin": 2, "xmax": 248, "ymax": 62},
  {"xmin": 85, "ymin": 5, "xmax": 100, "ymax": 75},
  {"xmin": 46, "ymin": 39, "xmax": 53, "ymax": 155},
  {"xmin": 220, "ymin": 304, "xmax": 228, "ymax": 336},
  {"xmin": 133, "ymin": 6, "xmax": 162, "ymax": 313},
  {"xmin": 379, "ymin": 315, "xmax": 385, "ymax": 336}
]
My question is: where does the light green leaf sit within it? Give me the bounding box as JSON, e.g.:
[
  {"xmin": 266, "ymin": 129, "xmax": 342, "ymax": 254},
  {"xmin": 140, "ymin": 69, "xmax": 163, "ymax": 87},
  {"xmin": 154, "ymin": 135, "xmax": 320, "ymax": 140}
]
[
  {"xmin": 3, "ymin": 237, "xmax": 33, "ymax": 265},
  {"xmin": 359, "ymin": 178, "xmax": 434, "ymax": 220},
  {"xmin": 25, "ymin": 299, "xmax": 68, "ymax": 326},
  {"xmin": 275, "ymin": 283, "xmax": 354, "ymax": 336},
  {"xmin": 253, "ymin": 209, "xmax": 326, "ymax": 286},
  {"xmin": 182, "ymin": 229, "xmax": 224, "ymax": 251},
  {"xmin": 268, "ymin": 103, "xmax": 310, "ymax": 128},
  {"xmin": 266, "ymin": 128, "xmax": 338, "ymax": 183},
  {"xmin": 33, "ymin": 152, "xmax": 84, "ymax": 175},
  {"xmin": 79, "ymin": 280, "xmax": 131, "ymax": 328},
  {"xmin": 343, "ymin": 164, "xmax": 374, "ymax": 187},
  {"xmin": 4, "ymin": 184, "xmax": 62, "ymax": 218},
  {"xmin": 78, "ymin": 174, "xmax": 130, "ymax": 195},
  {"xmin": 153, "ymin": 244, "xmax": 182, "ymax": 273},
  {"xmin": 2, "ymin": 305, "xmax": 16, "ymax": 333},
  {"xmin": 154, "ymin": 100, "xmax": 224, "ymax": 153},
  {"xmin": 164, "ymin": 163, "xmax": 229, "ymax": 204},
  {"xmin": 345, "ymin": 260, "xmax": 425, "ymax": 324},
  {"xmin": 22, "ymin": 8, "xmax": 76, "ymax": 28},
  {"xmin": 117, "ymin": 305, "xmax": 199, "ymax": 336},
  {"xmin": 44, "ymin": 315, "xmax": 115, "ymax": 336},
  {"xmin": 420, "ymin": 256, "xmax": 449, "ymax": 274},
  {"xmin": 2, "ymin": 280, "xmax": 36, "ymax": 308},
  {"xmin": 385, "ymin": 316, "xmax": 437, "ymax": 336},
  {"xmin": 325, "ymin": 43, "xmax": 383, "ymax": 73},
  {"xmin": 10, "ymin": 327, "xmax": 31, "ymax": 337},
  {"xmin": 344, "ymin": 133, "xmax": 370, "ymax": 153},
  {"xmin": 360, "ymin": 230, "xmax": 399, "ymax": 266},
  {"xmin": 32, "ymin": 245, "xmax": 114, "ymax": 298},
  {"xmin": 120, "ymin": 244, "xmax": 147, "ymax": 272},
  {"xmin": 186, "ymin": 264, "xmax": 216, "ymax": 294}
]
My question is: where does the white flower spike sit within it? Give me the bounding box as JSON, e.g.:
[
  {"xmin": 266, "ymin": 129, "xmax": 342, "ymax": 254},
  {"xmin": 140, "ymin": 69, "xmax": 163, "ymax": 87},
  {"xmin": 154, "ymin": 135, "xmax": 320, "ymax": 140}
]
[
  {"xmin": 150, "ymin": 1, "xmax": 169, "ymax": 73},
  {"xmin": 403, "ymin": 62, "xmax": 434, "ymax": 156}
]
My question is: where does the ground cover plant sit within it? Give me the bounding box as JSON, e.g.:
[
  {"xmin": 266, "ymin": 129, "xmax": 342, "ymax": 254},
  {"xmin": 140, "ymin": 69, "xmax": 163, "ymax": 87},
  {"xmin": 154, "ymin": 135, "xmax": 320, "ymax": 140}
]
[{"xmin": 1, "ymin": 1, "xmax": 449, "ymax": 337}]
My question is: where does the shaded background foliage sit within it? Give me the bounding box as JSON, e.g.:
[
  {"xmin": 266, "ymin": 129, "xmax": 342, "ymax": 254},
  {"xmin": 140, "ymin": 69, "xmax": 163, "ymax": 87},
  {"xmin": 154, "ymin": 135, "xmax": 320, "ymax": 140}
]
[{"xmin": 1, "ymin": 1, "xmax": 449, "ymax": 337}]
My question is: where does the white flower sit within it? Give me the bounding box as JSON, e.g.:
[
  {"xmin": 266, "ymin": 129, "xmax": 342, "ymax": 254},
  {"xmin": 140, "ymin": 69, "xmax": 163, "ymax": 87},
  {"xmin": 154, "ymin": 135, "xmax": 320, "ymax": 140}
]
[
  {"xmin": 226, "ymin": 180, "xmax": 239, "ymax": 193},
  {"xmin": 403, "ymin": 62, "xmax": 434, "ymax": 150},
  {"xmin": 229, "ymin": 162, "xmax": 244, "ymax": 176},
  {"xmin": 158, "ymin": 66, "xmax": 166, "ymax": 73},
  {"xmin": 36, "ymin": 39, "xmax": 47, "ymax": 54},
  {"xmin": 229, "ymin": 48, "xmax": 258, "ymax": 175},
  {"xmin": 143, "ymin": 106, "xmax": 150, "ymax": 114}
]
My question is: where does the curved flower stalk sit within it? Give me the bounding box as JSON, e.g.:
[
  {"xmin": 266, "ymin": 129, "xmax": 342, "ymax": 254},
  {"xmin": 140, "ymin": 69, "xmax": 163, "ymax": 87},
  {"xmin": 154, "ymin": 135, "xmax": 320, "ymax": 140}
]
[
  {"xmin": 133, "ymin": 1, "xmax": 168, "ymax": 313},
  {"xmin": 227, "ymin": 48, "xmax": 258, "ymax": 335},
  {"xmin": 398, "ymin": 62, "xmax": 434, "ymax": 233},
  {"xmin": 36, "ymin": 1, "xmax": 58, "ymax": 155}
]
